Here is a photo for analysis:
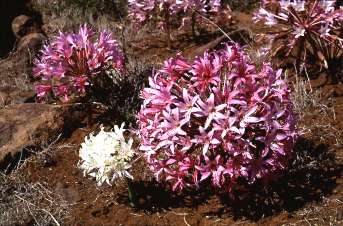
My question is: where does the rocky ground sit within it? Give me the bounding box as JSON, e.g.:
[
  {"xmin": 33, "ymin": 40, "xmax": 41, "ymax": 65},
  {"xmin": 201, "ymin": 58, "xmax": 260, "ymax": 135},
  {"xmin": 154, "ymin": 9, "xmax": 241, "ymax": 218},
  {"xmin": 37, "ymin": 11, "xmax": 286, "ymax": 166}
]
[{"xmin": 0, "ymin": 1, "xmax": 342, "ymax": 226}]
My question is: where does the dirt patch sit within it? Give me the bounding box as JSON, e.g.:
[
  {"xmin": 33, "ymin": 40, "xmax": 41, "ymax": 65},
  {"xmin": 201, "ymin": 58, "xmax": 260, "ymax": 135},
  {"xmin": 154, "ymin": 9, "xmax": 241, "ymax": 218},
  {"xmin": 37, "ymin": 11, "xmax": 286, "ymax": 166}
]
[
  {"xmin": 12, "ymin": 94, "xmax": 342, "ymax": 226},
  {"xmin": 0, "ymin": 3, "xmax": 342, "ymax": 226}
]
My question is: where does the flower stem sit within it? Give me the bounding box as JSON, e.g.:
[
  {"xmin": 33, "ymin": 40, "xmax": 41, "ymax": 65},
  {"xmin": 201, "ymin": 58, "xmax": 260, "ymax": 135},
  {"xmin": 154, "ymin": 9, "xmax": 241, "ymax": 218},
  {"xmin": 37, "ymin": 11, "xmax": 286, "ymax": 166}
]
[
  {"xmin": 164, "ymin": 5, "xmax": 172, "ymax": 49},
  {"xmin": 192, "ymin": 11, "xmax": 196, "ymax": 40},
  {"xmin": 126, "ymin": 178, "xmax": 137, "ymax": 207}
]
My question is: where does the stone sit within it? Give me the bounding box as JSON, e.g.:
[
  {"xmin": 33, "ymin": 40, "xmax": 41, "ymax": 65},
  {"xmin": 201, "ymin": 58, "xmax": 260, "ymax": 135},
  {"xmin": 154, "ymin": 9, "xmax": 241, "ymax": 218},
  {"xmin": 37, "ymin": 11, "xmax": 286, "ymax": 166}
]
[
  {"xmin": 0, "ymin": 103, "xmax": 87, "ymax": 170},
  {"xmin": 55, "ymin": 182, "xmax": 82, "ymax": 204},
  {"xmin": 17, "ymin": 32, "xmax": 46, "ymax": 52},
  {"xmin": 183, "ymin": 35, "xmax": 226, "ymax": 59},
  {"xmin": 0, "ymin": 87, "xmax": 34, "ymax": 107},
  {"xmin": 12, "ymin": 15, "xmax": 34, "ymax": 38}
]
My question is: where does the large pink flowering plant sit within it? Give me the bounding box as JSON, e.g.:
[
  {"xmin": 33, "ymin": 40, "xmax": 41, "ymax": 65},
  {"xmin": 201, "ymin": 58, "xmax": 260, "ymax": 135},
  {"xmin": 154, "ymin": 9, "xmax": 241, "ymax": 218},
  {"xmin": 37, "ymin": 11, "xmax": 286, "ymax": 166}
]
[
  {"xmin": 33, "ymin": 24, "xmax": 124, "ymax": 101},
  {"xmin": 138, "ymin": 44, "xmax": 298, "ymax": 194},
  {"xmin": 253, "ymin": 0, "xmax": 343, "ymax": 72},
  {"xmin": 128, "ymin": 0, "xmax": 230, "ymax": 47}
]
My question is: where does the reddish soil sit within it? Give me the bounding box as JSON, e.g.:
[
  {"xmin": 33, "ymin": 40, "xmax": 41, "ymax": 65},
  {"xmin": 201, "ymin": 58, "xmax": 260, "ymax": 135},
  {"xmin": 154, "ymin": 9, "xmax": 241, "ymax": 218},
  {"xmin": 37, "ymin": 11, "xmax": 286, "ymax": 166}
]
[
  {"xmin": 2, "ymin": 8, "xmax": 343, "ymax": 226},
  {"xmin": 18, "ymin": 93, "xmax": 343, "ymax": 226}
]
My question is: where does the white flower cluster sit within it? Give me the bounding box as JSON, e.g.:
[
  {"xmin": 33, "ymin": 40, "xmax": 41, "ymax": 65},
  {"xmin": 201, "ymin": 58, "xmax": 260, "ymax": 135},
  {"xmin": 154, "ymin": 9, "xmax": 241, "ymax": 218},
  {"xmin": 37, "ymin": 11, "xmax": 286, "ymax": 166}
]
[{"xmin": 78, "ymin": 123, "xmax": 134, "ymax": 186}]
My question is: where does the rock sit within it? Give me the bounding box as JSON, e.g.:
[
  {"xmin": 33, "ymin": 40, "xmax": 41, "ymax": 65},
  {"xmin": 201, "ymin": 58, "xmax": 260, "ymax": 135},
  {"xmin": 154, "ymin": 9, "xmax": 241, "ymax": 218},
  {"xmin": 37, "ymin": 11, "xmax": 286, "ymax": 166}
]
[
  {"xmin": 12, "ymin": 15, "xmax": 34, "ymax": 38},
  {"xmin": 0, "ymin": 87, "xmax": 35, "ymax": 107},
  {"xmin": 0, "ymin": 103, "xmax": 87, "ymax": 171},
  {"xmin": 17, "ymin": 32, "xmax": 46, "ymax": 52},
  {"xmin": 183, "ymin": 35, "xmax": 226, "ymax": 59},
  {"xmin": 11, "ymin": 14, "xmax": 45, "ymax": 53},
  {"xmin": 55, "ymin": 182, "xmax": 82, "ymax": 204}
]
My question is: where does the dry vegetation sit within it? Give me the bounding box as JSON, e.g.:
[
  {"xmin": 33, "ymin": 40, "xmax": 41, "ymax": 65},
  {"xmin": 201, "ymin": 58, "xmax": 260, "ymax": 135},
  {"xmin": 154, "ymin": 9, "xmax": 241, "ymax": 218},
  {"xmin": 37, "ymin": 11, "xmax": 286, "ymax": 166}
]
[
  {"xmin": 0, "ymin": 0, "xmax": 342, "ymax": 225},
  {"xmin": 0, "ymin": 173, "xmax": 69, "ymax": 226},
  {"xmin": 1, "ymin": 74, "xmax": 341, "ymax": 226}
]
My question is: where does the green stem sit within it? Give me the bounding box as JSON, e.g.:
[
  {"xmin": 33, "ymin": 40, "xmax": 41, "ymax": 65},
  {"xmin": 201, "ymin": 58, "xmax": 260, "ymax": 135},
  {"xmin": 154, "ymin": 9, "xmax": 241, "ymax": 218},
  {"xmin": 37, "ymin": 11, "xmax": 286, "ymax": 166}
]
[
  {"xmin": 164, "ymin": 5, "xmax": 171, "ymax": 49},
  {"xmin": 126, "ymin": 178, "xmax": 137, "ymax": 207},
  {"xmin": 87, "ymin": 102, "xmax": 92, "ymax": 125},
  {"xmin": 192, "ymin": 11, "xmax": 196, "ymax": 40}
]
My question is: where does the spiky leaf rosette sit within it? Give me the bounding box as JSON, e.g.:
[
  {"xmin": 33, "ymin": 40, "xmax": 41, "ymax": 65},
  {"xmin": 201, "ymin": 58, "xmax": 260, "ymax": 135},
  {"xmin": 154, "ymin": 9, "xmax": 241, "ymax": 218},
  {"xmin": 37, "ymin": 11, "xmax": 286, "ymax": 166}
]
[
  {"xmin": 33, "ymin": 24, "xmax": 124, "ymax": 101},
  {"xmin": 138, "ymin": 44, "xmax": 298, "ymax": 193},
  {"xmin": 253, "ymin": 0, "xmax": 343, "ymax": 69}
]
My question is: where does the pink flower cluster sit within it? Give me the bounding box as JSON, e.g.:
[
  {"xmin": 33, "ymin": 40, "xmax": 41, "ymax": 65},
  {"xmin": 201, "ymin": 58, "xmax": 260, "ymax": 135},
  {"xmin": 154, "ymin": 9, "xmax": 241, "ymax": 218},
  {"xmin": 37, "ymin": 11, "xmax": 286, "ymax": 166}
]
[
  {"xmin": 138, "ymin": 44, "xmax": 298, "ymax": 193},
  {"xmin": 253, "ymin": 0, "xmax": 343, "ymax": 68},
  {"xmin": 33, "ymin": 24, "xmax": 124, "ymax": 101},
  {"xmin": 128, "ymin": 0, "xmax": 223, "ymax": 29}
]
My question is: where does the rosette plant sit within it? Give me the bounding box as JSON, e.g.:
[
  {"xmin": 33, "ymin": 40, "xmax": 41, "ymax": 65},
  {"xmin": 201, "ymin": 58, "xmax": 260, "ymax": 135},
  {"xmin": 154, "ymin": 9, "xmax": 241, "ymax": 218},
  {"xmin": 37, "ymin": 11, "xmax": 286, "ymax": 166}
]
[
  {"xmin": 253, "ymin": 0, "xmax": 343, "ymax": 76},
  {"xmin": 33, "ymin": 24, "xmax": 124, "ymax": 101},
  {"xmin": 138, "ymin": 44, "xmax": 297, "ymax": 194},
  {"xmin": 128, "ymin": 0, "xmax": 230, "ymax": 48}
]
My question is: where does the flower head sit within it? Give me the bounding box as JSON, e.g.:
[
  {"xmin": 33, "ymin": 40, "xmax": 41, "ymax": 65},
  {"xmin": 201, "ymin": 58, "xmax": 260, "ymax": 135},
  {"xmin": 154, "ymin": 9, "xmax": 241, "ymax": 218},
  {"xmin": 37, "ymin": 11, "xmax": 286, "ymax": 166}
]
[
  {"xmin": 128, "ymin": 0, "xmax": 228, "ymax": 33},
  {"xmin": 33, "ymin": 24, "xmax": 124, "ymax": 101},
  {"xmin": 78, "ymin": 123, "xmax": 134, "ymax": 186},
  {"xmin": 138, "ymin": 44, "xmax": 298, "ymax": 194}
]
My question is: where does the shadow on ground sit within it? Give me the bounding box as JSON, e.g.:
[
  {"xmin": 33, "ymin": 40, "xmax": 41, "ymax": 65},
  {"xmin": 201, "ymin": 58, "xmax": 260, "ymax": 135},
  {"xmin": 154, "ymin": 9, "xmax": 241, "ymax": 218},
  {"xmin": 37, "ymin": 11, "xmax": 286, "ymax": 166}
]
[{"xmin": 117, "ymin": 137, "xmax": 341, "ymax": 221}]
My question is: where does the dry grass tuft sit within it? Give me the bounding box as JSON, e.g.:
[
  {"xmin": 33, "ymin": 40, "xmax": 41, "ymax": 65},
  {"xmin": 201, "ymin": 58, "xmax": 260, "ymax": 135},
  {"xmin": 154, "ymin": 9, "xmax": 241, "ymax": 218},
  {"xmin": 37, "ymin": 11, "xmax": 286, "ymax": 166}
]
[
  {"xmin": 31, "ymin": 0, "xmax": 124, "ymax": 36},
  {"xmin": 0, "ymin": 173, "xmax": 69, "ymax": 226},
  {"xmin": 290, "ymin": 71, "xmax": 341, "ymax": 145},
  {"xmin": 282, "ymin": 198, "xmax": 343, "ymax": 226},
  {"xmin": 0, "ymin": 136, "xmax": 72, "ymax": 225},
  {"xmin": 285, "ymin": 69, "xmax": 343, "ymax": 226}
]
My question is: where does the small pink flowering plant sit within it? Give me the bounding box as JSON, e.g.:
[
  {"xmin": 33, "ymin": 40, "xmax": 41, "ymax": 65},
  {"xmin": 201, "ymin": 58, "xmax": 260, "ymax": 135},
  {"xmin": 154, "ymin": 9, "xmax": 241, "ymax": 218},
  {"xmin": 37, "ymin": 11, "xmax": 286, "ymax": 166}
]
[
  {"xmin": 253, "ymin": 0, "xmax": 343, "ymax": 71},
  {"xmin": 138, "ymin": 44, "xmax": 298, "ymax": 194},
  {"xmin": 128, "ymin": 0, "xmax": 231, "ymax": 47},
  {"xmin": 33, "ymin": 24, "xmax": 124, "ymax": 101}
]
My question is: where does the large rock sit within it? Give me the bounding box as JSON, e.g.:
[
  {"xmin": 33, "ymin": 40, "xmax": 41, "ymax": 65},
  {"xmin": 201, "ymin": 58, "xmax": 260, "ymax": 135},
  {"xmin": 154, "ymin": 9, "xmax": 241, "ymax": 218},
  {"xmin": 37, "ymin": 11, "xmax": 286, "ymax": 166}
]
[
  {"xmin": 0, "ymin": 1, "xmax": 43, "ymax": 57},
  {"xmin": 12, "ymin": 15, "xmax": 34, "ymax": 38},
  {"xmin": 17, "ymin": 32, "xmax": 46, "ymax": 52},
  {"xmin": 0, "ymin": 87, "xmax": 34, "ymax": 107},
  {"xmin": 0, "ymin": 103, "xmax": 87, "ymax": 170}
]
